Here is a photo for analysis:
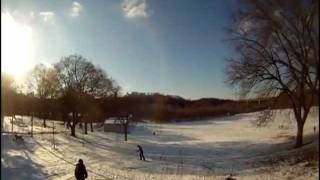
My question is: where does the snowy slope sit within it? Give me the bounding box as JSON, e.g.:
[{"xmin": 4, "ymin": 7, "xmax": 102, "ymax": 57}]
[{"xmin": 1, "ymin": 108, "xmax": 319, "ymax": 180}]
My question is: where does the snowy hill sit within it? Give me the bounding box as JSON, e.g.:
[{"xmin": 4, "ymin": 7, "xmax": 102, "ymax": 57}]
[{"xmin": 1, "ymin": 108, "xmax": 319, "ymax": 179}]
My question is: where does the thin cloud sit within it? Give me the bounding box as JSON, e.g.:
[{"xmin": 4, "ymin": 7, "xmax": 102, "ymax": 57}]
[
  {"xmin": 39, "ymin": 11, "xmax": 55, "ymax": 22},
  {"xmin": 71, "ymin": 1, "xmax": 83, "ymax": 17},
  {"xmin": 122, "ymin": 0, "xmax": 149, "ymax": 18}
]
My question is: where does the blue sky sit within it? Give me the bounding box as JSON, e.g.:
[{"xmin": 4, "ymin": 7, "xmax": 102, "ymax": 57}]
[{"xmin": 2, "ymin": 0, "xmax": 239, "ymax": 99}]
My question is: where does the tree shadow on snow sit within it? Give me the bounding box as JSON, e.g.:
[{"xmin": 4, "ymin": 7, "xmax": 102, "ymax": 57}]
[
  {"xmin": 1, "ymin": 134, "xmax": 48, "ymax": 180},
  {"xmin": 112, "ymin": 132, "xmax": 318, "ymax": 176}
]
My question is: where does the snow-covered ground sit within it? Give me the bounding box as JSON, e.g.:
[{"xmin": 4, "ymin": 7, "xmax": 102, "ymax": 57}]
[{"xmin": 1, "ymin": 108, "xmax": 319, "ymax": 180}]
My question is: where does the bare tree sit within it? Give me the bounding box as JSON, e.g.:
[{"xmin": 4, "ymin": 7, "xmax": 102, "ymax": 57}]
[
  {"xmin": 110, "ymin": 79, "xmax": 122, "ymax": 98},
  {"xmin": 85, "ymin": 67, "xmax": 119, "ymax": 132},
  {"xmin": 54, "ymin": 54, "xmax": 118, "ymax": 136},
  {"xmin": 226, "ymin": 0, "xmax": 319, "ymax": 147},
  {"xmin": 115, "ymin": 113, "xmax": 132, "ymax": 141},
  {"xmin": 29, "ymin": 64, "xmax": 60, "ymax": 128}
]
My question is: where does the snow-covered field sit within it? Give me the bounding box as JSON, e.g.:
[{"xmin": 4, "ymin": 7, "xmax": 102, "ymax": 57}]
[{"xmin": 1, "ymin": 108, "xmax": 319, "ymax": 180}]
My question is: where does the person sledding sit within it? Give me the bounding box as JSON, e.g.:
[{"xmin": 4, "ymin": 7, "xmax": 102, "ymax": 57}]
[{"xmin": 136, "ymin": 145, "xmax": 146, "ymax": 161}]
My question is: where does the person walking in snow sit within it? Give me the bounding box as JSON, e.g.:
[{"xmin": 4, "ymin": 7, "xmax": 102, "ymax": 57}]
[
  {"xmin": 137, "ymin": 145, "xmax": 146, "ymax": 161},
  {"xmin": 75, "ymin": 159, "xmax": 88, "ymax": 180}
]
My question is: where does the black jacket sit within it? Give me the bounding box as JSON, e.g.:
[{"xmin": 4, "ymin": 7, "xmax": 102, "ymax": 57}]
[
  {"xmin": 75, "ymin": 163, "xmax": 88, "ymax": 179},
  {"xmin": 137, "ymin": 145, "xmax": 143, "ymax": 153}
]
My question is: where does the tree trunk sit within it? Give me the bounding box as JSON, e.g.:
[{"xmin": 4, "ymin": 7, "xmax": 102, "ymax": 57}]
[
  {"xmin": 90, "ymin": 122, "xmax": 93, "ymax": 132},
  {"xmin": 124, "ymin": 124, "xmax": 128, "ymax": 141},
  {"xmin": 31, "ymin": 115, "xmax": 34, "ymax": 137},
  {"xmin": 79, "ymin": 123, "xmax": 83, "ymax": 129},
  {"xmin": 293, "ymin": 106, "xmax": 309, "ymax": 148},
  {"xmin": 43, "ymin": 119, "xmax": 47, "ymax": 128},
  {"xmin": 67, "ymin": 120, "xmax": 71, "ymax": 129},
  {"xmin": 70, "ymin": 112, "xmax": 78, "ymax": 137},
  {"xmin": 295, "ymin": 121, "xmax": 304, "ymax": 148},
  {"xmin": 84, "ymin": 122, "xmax": 88, "ymax": 134},
  {"xmin": 71, "ymin": 124, "xmax": 76, "ymax": 137}
]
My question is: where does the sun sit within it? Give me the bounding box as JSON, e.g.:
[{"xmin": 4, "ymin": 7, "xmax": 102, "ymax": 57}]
[{"xmin": 1, "ymin": 12, "xmax": 35, "ymax": 83}]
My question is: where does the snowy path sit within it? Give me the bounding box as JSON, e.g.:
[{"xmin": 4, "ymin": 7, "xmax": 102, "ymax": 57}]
[{"xmin": 1, "ymin": 108, "xmax": 319, "ymax": 179}]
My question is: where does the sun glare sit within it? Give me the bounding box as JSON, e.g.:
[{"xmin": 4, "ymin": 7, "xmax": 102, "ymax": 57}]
[{"xmin": 1, "ymin": 12, "xmax": 35, "ymax": 82}]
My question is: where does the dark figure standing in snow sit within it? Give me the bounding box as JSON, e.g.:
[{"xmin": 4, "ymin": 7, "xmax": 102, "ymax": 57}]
[
  {"xmin": 225, "ymin": 174, "xmax": 236, "ymax": 180},
  {"xmin": 137, "ymin": 145, "xmax": 146, "ymax": 161},
  {"xmin": 75, "ymin": 159, "xmax": 88, "ymax": 180}
]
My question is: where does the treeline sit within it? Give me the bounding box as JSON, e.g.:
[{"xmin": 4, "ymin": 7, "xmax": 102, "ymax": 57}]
[
  {"xmin": 103, "ymin": 91, "xmax": 318, "ymax": 122},
  {"xmin": 2, "ymin": 55, "xmax": 318, "ymax": 136},
  {"xmin": 1, "ymin": 88, "xmax": 241, "ymax": 124},
  {"xmin": 2, "ymin": 54, "xmax": 120, "ymax": 136},
  {"xmin": 4, "ymin": 87, "xmax": 317, "ymax": 126},
  {"xmin": 3, "ymin": 89, "xmax": 240, "ymax": 124}
]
